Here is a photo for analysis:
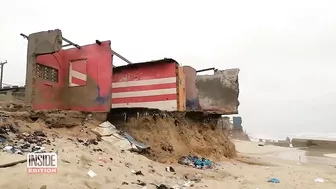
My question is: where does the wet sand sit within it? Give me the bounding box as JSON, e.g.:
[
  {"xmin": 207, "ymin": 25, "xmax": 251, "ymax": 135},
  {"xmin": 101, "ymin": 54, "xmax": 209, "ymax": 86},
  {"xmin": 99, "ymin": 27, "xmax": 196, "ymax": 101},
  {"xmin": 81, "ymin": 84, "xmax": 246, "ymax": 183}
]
[{"xmin": 266, "ymin": 147, "xmax": 336, "ymax": 166}]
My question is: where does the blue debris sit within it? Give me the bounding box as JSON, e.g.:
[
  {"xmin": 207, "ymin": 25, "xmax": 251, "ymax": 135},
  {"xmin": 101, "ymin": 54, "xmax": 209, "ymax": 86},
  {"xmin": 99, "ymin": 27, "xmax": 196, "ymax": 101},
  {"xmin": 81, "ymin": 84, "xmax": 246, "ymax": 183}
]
[
  {"xmin": 0, "ymin": 135, "xmax": 7, "ymax": 143},
  {"xmin": 178, "ymin": 155, "xmax": 214, "ymax": 169},
  {"xmin": 268, "ymin": 178, "xmax": 280, "ymax": 183}
]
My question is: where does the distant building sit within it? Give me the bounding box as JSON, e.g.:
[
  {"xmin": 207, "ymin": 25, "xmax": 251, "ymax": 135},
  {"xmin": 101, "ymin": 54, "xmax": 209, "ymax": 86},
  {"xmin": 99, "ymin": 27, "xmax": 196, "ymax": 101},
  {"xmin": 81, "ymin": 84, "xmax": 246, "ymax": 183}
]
[{"xmin": 233, "ymin": 116, "xmax": 243, "ymax": 130}]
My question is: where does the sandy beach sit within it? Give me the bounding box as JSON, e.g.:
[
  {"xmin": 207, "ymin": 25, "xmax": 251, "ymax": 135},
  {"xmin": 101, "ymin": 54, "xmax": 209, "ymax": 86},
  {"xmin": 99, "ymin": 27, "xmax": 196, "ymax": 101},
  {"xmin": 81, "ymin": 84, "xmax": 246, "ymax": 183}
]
[
  {"xmin": 1, "ymin": 138, "xmax": 336, "ymax": 189},
  {"xmin": 0, "ymin": 103, "xmax": 335, "ymax": 189}
]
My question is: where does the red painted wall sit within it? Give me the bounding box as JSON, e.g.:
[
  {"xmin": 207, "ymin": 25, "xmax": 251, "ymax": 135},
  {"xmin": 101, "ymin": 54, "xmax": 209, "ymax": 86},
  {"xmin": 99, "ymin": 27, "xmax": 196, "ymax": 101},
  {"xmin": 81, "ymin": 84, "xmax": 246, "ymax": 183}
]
[
  {"xmin": 34, "ymin": 52, "xmax": 66, "ymax": 110},
  {"xmin": 32, "ymin": 41, "xmax": 113, "ymax": 112},
  {"xmin": 111, "ymin": 60, "xmax": 179, "ymax": 111}
]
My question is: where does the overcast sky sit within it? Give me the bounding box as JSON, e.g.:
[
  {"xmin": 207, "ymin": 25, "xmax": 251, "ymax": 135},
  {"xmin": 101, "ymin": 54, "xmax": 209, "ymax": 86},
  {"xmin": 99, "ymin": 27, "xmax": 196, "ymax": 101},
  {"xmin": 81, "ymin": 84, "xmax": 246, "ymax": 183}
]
[{"xmin": 1, "ymin": 0, "xmax": 336, "ymax": 138}]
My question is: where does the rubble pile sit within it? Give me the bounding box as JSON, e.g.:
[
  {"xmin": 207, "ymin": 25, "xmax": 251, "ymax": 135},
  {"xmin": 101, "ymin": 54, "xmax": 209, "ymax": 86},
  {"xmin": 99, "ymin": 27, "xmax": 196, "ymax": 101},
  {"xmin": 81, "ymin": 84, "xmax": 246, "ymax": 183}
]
[
  {"xmin": 0, "ymin": 124, "xmax": 50, "ymax": 154},
  {"xmin": 0, "ymin": 102, "xmax": 104, "ymax": 155},
  {"xmin": 178, "ymin": 155, "xmax": 215, "ymax": 169}
]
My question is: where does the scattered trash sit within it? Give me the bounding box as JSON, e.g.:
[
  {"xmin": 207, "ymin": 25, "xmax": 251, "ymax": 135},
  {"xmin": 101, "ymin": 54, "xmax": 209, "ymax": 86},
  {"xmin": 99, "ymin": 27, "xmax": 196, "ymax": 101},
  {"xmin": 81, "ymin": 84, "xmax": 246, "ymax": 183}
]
[
  {"xmin": 61, "ymin": 159, "xmax": 70, "ymax": 164},
  {"xmin": 99, "ymin": 121, "xmax": 114, "ymax": 128},
  {"xmin": 183, "ymin": 173, "xmax": 202, "ymax": 183},
  {"xmin": 3, "ymin": 146, "xmax": 23, "ymax": 154},
  {"xmin": 0, "ymin": 135, "xmax": 7, "ymax": 143},
  {"xmin": 0, "ymin": 158, "xmax": 27, "ymax": 168},
  {"xmin": 91, "ymin": 121, "xmax": 119, "ymax": 137},
  {"xmin": 165, "ymin": 166, "xmax": 175, "ymax": 172},
  {"xmin": 33, "ymin": 131, "xmax": 46, "ymax": 137},
  {"xmin": 132, "ymin": 180, "xmax": 146, "ymax": 186},
  {"xmin": 3, "ymin": 146, "xmax": 13, "ymax": 152},
  {"xmin": 124, "ymin": 132, "xmax": 149, "ymax": 150},
  {"xmin": 268, "ymin": 178, "xmax": 280, "ymax": 183},
  {"xmin": 82, "ymin": 139, "xmax": 98, "ymax": 146},
  {"xmin": 135, "ymin": 171, "xmax": 144, "ymax": 176},
  {"xmin": 155, "ymin": 184, "xmax": 170, "ymax": 189},
  {"xmin": 178, "ymin": 155, "xmax": 214, "ymax": 169},
  {"xmin": 131, "ymin": 170, "xmax": 144, "ymax": 176},
  {"xmin": 97, "ymin": 157, "xmax": 108, "ymax": 164},
  {"xmin": 87, "ymin": 170, "xmax": 97, "ymax": 178},
  {"xmin": 32, "ymin": 146, "xmax": 46, "ymax": 153},
  {"xmin": 314, "ymin": 178, "xmax": 324, "ymax": 183},
  {"xmin": 183, "ymin": 181, "xmax": 192, "ymax": 187},
  {"xmin": 85, "ymin": 114, "xmax": 93, "ymax": 121},
  {"xmin": 94, "ymin": 121, "xmax": 150, "ymax": 153}
]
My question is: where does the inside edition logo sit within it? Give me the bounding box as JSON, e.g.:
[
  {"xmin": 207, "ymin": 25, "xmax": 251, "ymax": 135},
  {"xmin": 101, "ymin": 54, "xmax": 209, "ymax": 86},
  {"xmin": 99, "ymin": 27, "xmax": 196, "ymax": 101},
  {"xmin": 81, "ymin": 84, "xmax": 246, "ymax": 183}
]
[{"xmin": 27, "ymin": 153, "xmax": 58, "ymax": 174}]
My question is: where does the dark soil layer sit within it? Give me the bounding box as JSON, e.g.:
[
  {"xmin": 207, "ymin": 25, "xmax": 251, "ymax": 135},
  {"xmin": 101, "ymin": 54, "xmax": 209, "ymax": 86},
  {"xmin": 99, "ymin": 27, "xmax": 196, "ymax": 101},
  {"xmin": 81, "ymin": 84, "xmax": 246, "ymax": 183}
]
[{"xmin": 111, "ymin": 112, "xmax": 236, "ymax": 163}]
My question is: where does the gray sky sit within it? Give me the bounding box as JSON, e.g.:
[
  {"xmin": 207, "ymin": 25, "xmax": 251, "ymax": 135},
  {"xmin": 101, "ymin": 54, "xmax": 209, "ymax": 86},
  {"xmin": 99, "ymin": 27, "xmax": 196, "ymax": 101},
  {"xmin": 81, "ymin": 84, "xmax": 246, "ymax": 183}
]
[{"xmin": 1, "ymin": 0, "xmax": 336, "ymax": 138}]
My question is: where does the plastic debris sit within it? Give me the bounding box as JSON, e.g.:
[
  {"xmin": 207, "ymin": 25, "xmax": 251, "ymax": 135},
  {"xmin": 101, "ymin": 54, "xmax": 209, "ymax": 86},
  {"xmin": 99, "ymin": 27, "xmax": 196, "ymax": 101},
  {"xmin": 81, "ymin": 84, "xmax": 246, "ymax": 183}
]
[
  {"xmin": 87, "ymin": 170, "xmax": 97, "ymax": 178},
  {"xmin": 183, "ymin": 181, "xmax": 191, "ymax": 187},
  {"xmin": 155, "ymin": 184, "xmax": 170, "ymax": 189},
  {"xmin": 124, "ymin": 132, "xmax": 149, "ymax": 149},
  {"xmin": 165, "ymin": 166, "xmax": 175, "ymax": 172},
  {"xmin": 3, "ymin": 146, "xmax": 23, "ymax": 155},
  {"xmin": 99, "ymin": 121, "xmax": 115, "ymax": 128},
  {"xmin": 0, "ymin": 135, "xmax": 7, "ymax": 143},
  {"xmin": 32, "ymin": 146, "xmax": 46, "ymax": 153},
  {"xmin": 3, "ymin": 146, "xmax": 13, "ymax": 152},
  {"xmin": 131, "ymin": 170, "xmax": 144, "ymax": 176},
  {"xmin": 131, "ymin": 180, "xmax": 146, "ymax": 186},
  {"xmin": 314, "ymin": 178, "xmax": 324, "ymax": 183},
  {"xmin": 268, "ymin": 178, "xmax": 280, "ymax": 183},
  {"xmin": 178, "ymin": 155, "xmax": 214, "ymax": 169},
  {"xmin": 97, "ymin": 157, "xmax": 107, "ymax": 163}
]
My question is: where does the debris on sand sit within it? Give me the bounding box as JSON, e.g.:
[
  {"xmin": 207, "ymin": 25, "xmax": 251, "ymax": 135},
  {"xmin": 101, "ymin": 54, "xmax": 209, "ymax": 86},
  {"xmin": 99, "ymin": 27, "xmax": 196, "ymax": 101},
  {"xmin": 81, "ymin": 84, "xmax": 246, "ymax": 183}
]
[
  {"xmin": 178, "ymin": 155, "xmax": 214, "ymax": 169},
  {"xmin": 165, "ymin": 166, "xmax": 175, "ymax": 173},
  {"xmin": 87, "ymin": 170, "xmax": 97, "ymax": 178},
  {"xmin": 0, "ymin": 158, "xmax": 27, "ymax": 168},
  {"xmin": 91, "ymin": 121, "xmax": 150, "ymax": 153},
  {"xmin": 268, "ymin": 178, "xmax": 280, "ymax": 183}
]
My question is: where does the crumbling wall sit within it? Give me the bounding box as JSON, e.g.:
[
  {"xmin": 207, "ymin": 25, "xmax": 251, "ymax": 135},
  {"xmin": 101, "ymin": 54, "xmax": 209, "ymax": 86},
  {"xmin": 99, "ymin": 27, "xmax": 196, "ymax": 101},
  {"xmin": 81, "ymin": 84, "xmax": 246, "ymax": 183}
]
[
  {"xmin": 25, "ymin": 29, "xmax": 63, "ymax": 108},
  {"xmin": 25, "ymin": 29, "xmax": 113, "ymax": 112},
  {"xmin": 196, "ymin": 69, "xmax": 240, "ymax": 114},
  {"xmin": 61, "ymin": 41, "xmax": 113, "ymax": 112},
  {"xmin": 183, "ymin": 66, "xmax": 240, "ymax": 114}
]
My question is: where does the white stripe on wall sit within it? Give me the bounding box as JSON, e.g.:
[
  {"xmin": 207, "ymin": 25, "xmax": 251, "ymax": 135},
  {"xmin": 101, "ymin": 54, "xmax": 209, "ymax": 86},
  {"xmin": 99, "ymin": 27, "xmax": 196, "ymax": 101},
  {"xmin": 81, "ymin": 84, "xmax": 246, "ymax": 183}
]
[
  {"xmin": 111, "ymin": 100, "xmax": 177, "ymax": 111},
  {"xmin": 112, "ymin": 88, "xmax": 176, "ymax": 98},
  {"xmin": 112, "ymin": 77, "xmax": 176, "ymax": 88},
  {"xmin": 69, "ymin": 62, "xmax": 73, "ymax": 85},
  {"xmin": 69, "ymin": 83, "xmax": 79, "ymax": 87},
  {"xmin": 70, "ymin": 70, "xmax": 87, "ymax": 81}
]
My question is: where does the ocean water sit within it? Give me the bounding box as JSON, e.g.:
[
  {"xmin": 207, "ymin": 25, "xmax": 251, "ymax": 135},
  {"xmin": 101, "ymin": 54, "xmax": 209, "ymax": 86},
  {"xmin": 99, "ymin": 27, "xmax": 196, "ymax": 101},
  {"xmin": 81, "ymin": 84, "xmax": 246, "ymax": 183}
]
[{"xmin": 248, "ymin": 132, "xmax": 336, "ymax": 141}]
